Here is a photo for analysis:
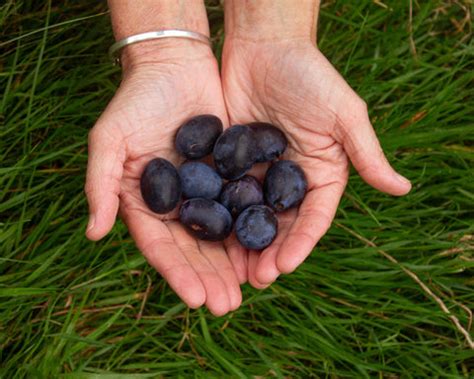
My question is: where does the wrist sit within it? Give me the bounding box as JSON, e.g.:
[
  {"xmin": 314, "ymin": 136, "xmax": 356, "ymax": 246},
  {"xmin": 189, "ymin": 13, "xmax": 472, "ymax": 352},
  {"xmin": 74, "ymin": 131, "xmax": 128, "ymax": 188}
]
[
  {"xmin": 224, "ymin": 0, "xmax": 320, "ymax": 43},
  {"xmin": 108, "ymin": 0, "xmax": 212, "ymax": 70},
  {"xmin": 119, "ymin": 38, "xmax": 213, "ymax": 71}
]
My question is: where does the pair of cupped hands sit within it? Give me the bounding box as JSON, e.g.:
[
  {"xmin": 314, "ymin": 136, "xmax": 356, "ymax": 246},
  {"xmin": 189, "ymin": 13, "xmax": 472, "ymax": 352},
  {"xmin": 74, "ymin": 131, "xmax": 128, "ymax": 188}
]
[{"xmin": 85, "ymin": 37, "xmax": 411, "ymax": 316}]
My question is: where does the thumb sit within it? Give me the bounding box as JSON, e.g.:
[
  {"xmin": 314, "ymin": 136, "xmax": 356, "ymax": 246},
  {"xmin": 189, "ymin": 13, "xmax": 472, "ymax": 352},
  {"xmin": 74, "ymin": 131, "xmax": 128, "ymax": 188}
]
[
  {"xmin": 336, "ymin": 100, "xmax": 411, "ymax": 196},
  {"xmin": 84, "ymin": 126, "xmax": 125, "ymax": 240}
]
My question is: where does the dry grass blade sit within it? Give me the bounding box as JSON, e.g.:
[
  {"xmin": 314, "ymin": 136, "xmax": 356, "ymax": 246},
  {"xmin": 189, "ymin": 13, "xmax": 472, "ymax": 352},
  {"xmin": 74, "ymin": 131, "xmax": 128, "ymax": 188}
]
[{"xmin": 335, "ymin": 222, "xmax": 474, "ymax": 349}]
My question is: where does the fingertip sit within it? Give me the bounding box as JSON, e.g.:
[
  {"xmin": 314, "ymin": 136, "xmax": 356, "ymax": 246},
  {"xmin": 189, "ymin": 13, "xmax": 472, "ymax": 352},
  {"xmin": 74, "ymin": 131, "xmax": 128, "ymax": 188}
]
[
  {"xmin": 177, "ymin": 273, "xmax": 207, "ymax": 309},
  {"xmin": 85, "ymin": 189, "xmax": 121, "ymax": 241},
  {"xmin": 202, "ymin": 276, "xmax": 231, "ymax": 317},
  {"xmin": 86, "ymin": 214, "xmax": 95, "ymax": 232},
  {"xmin": 229, "ymin": 290, "xmax": 242, "ymax": 311},
  {"xmin": 85, "ymin": 229, "xmax": 102, "ymax": 241},
  {"xmin": 371, "ymin": 172, "xmax": 412, "ymax": 197},
  {"xmin": 248, "ymin": 276, "xmax": 271, "ymax": 290},
  {"xmin": 275, "ymin": 233, "xmax": 316, "ymax": 275},
  {"xmin": 248, "ymin": 255, "xmax": 272, "ymax": 290},
  {"xmin": 393, "ymin": 173, "xmax": 412, "ymax": 196},
  {"xmin": 255, "ymin": 258, "xmax": 280, "ymax": 285},
  {"xmin": 276, "ymin": 257, "xmax": 297, "ymax": 275},
  {"xmin": 255, "ymin": 271, "xmax": 279, "ymax": 286},
  {"xmin": 85, "ymin": 226, "xmax": 106, "ymax": 241},
  {"xmin": 207, "ymin": 298, "xmax": 231, "ymax": 317},
  {"xmin": 85, "ymin": 213, "xmax": 115, "ymax": 241},
  {"xmin": 237, "ymin": 272, "xmax": 248, "ymax": 285},
  {"xmin": 85, "ymin": 215, "xmax": 98, "ymax": 240},
  {"xmin": 197, "ymin": 240, "xmax": 243, "ymax": 313},
  {"xmin": 185, "ymin": 290, "xmax": 206, "ymax": 309},
  {"xmin": 276, "ymin": 245, "xmax": 306, "ymax": 274},
  {"xmin": 209, "ymin": 309, "xmax": 228, "ymax": 317},
  {"xmin": 337, "ymin": 105, "xmax": 412, "ymax": 198}
]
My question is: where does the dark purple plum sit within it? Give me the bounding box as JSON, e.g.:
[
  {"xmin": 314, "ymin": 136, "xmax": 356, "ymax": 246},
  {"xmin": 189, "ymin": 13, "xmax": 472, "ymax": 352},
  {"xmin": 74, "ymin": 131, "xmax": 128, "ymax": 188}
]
[
  {"xmin": 247, "ymin": 122, "xmax": 287, "ymax": 162},
  {"xmin": 175, "ymin": 115, "xmax": 223, "ymax": 159},
  {"xmin": 213, "ymin": 125, "xmax": 258, "ymax": 180},
  {"xmin": 140, "ymin": 158, "xmax": 181, "ymax": 214},
  {"xmin": 219, "ymin": 175, "xmax": 264, "ymax": 218},
  {"xmin": 179, "ymin": 198, "xmax": 233, "ymax": 241},
  {"xmin": 235, "ymin": 205, "xmax": 278, "ymax": 250},
  {"xmin": 179, "ymin": 162, "xmax": 222, "ymax": 200},
  {"xmin": 264, "ymin": 160, "xmax": 307, "ymax": 212}
]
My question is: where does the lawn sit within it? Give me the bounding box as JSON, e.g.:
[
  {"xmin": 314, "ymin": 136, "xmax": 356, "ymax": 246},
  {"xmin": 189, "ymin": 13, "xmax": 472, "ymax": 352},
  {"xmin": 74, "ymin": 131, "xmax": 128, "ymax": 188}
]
[{"xmin": 1, "ymin": 1, "xmax": 473, "ymax": 377}]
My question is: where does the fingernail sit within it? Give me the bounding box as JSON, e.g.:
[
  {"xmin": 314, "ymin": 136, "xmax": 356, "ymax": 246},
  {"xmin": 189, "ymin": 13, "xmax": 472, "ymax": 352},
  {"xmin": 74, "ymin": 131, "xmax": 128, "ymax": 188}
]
[
  {"xmin": 395, "ymin": 173, "xmax": 411, "ymax": 186},
  {"xmin": 86, "ymin": 215, "xmax": 95, "ymax": 233}
]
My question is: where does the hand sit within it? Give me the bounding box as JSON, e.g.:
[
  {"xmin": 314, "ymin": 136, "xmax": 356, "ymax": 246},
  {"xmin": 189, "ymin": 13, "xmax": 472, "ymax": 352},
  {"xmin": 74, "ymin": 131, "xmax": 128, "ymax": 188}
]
[
  {"xmin": 221, "ymin": 39, "xmax": 411, "ymax": 288},
  {"xmin": 85, "ymin": 43, "xmax": 242, "ymax": 316}
]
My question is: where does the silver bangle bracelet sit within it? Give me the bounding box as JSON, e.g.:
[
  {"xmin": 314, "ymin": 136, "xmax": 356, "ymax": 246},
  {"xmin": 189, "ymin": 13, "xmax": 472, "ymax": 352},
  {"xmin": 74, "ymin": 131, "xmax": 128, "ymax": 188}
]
[{"xmin": 108, "ymin": 29, "xmax": 212, "ymax": 65}]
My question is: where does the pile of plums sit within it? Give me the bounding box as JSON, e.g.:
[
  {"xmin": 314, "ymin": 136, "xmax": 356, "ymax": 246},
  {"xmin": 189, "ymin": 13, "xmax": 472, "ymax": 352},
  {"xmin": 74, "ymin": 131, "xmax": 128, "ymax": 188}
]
[{"xmin": 140, "ymin": 115, "xmax": 307, "ymax": 250}]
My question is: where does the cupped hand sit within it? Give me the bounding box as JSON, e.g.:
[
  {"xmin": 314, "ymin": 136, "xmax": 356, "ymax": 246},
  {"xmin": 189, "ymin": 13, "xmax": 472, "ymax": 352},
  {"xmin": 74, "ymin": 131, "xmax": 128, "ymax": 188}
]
[
  {"xmin": 221, "ymin": 39, "xmax": 411, "ymax": 288},
  {"xmin": 85, "ymin": 44, "xmax": 241, "ymax": 316}
]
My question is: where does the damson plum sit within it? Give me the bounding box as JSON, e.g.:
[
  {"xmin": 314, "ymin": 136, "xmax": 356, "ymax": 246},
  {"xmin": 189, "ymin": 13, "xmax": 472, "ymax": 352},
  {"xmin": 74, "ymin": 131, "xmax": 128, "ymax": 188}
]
[
  {"xmin": 140, "ymin": 158, "xmax": 181, "ymax": 214},
  {"xmin": 213, "ymin": 125, "xmax": 258, "ymax": 180},
  {"xmin": 264, "ymin": 160, "xmax": 307, "ymax": 212},
  {"xmin": 219, "ymin": 175, "xmax": 264, "ymax": 218},
  {"xmin": 179, "ymin": 198, "xmax": 233, "ymax": 241},
  {"xmin": 235, "ymin": 205, "xmax": 278, "ymax": 250},
  {"xmin": 247, "ymin": 122, "xmax": 287, "ymax": 162},
  {"xmin": 175, "ymin": 115, "xmax": 223, "ymax": 159},
  {"xmin": 179, "ymin": 162, "xmax": 222, "ymax": 200}
]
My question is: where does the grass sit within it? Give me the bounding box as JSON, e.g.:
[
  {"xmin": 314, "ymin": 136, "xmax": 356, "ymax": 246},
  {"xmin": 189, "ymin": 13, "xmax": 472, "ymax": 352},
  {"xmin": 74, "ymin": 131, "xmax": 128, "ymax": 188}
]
[{"xmin": 1, "ymin": 1, "xmax": 473, "ymax": 377}]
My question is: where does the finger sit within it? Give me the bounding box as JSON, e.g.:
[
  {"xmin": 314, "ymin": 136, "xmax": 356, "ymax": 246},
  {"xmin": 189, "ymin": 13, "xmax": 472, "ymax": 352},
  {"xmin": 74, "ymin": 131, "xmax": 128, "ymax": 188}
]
[
  {"xmin": 168, "ymin": 222, "xmax": 231, "ymax": 317},
  {"xmin": 85, "ymin": 127, "xmax": 125, "ymax": 241},
  {"xmin": 336, "ymin": 102, "xmax": 411, "ymax": 196},
  {"xmin": 254, "ymin": 209, "xmax": 297, "ymax": 284},
  {"xmin": 248, "ymin": 250, "xmax": 270, "ymax": 289},
  {"xmin": 276, "ymin": 183, "xmax": 345, "ymax": 274},
  {"xmin": 198, "ymin": 240, "xmax": 242, "ymax": 311},
  {"xmin": 122, "ymin": 210, "xmax": 206, "ymax": 309},
  {"xmin": 225, "ymin": 234, "xmax": 249, "ymax": 284}
]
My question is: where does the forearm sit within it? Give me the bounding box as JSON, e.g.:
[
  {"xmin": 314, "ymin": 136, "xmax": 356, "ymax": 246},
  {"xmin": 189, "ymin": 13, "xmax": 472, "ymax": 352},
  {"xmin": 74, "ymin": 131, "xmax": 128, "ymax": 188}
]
[
  {"xmin": 224, "ymin": 0, "xmax": 320, "ymax": 43},
  {"xmin": 108, "ymin": 0, "xmax": 210, "ymax": 68}
]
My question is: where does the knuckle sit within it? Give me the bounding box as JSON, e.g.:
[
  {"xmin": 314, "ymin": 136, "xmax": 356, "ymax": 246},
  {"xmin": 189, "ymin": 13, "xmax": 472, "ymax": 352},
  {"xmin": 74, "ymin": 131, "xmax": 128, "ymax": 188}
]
[{"xmin": 88, "ymin": 123, "xmax": 116, "ymax": 146}]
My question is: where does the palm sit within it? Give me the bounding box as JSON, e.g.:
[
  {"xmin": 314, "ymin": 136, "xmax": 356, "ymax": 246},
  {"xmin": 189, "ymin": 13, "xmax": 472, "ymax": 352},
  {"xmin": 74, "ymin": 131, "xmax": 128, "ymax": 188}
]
[
  {"xmin": 222, "ymin": 40, "xmax": 410, "ymax": 287},
  {"xmin": 86, "ymin": 57, "xmax": 241, "ymax": 316}
]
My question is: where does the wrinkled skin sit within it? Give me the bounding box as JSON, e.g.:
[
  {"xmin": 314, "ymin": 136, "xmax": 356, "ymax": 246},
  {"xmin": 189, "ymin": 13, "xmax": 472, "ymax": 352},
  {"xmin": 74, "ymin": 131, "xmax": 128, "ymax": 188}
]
[
  {"xmin": 221, "ymin": 39, "xmax": 411, "ymax": 288},
  {"xmin": 85, "ymin": 45, "xmax": 242, "ymax": 316},
  {"xmin": 85, "ymin": 37, "xmax": 411, "ymax": 314}
]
